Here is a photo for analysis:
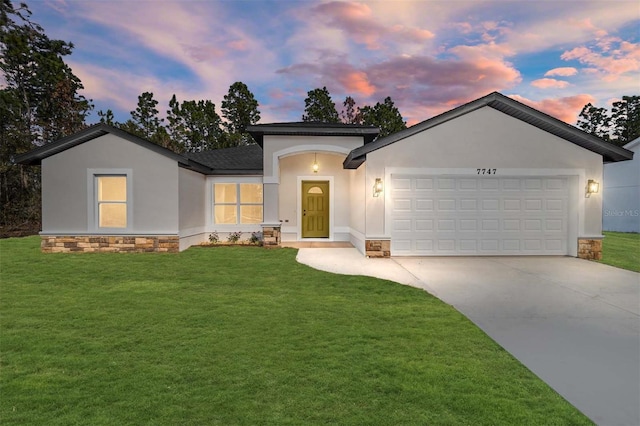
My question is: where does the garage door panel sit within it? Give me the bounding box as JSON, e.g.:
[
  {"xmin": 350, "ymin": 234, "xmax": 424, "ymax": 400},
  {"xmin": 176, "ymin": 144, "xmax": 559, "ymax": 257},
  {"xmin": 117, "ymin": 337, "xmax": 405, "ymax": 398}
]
[
  {"xmin": 438, "ymin": 199, "xmax": 456, "ymax": 210},
  {"xmin": 482, "ymin": 219, "xmax": 499, "ymax": 230},
  {"xmin": 545, "ymin": 219, "xmax": 564, "ymax": 231},
  {"xmin": 546, "ymin": 199, "xmax": 564, "ymax": 210},
  {"xmin": 391, "ymin": 175, "xmax": 569, "ymax": 256},
  {"xmin": 504, "ymin": 199, "xmax": 521, "ymax": 210},
  {"xmin": 416, "ymin": 199, "xmax": 433, "ymax": 210},
  {"xmin": 546, "ymin": 178, "xmax": 565, "ymax": 190},
  {"xmin": 416, "ymin": 178, "xmax": 434, "ymax": 190},
  {"xmin": 415, "ymin": 219, "xmax": 433, "ymax": 230},
  {"xmin": 525, "ymin": 179, "xmax": 543, "ymax": 190},
  {"xmin": 438, "ymin": 178, "xmax": 456, "ymax": 190},
  {"xmin": 460, "ymin": 199, "xmax": 477, "ymax": 210},
  {"xmin": 481, "ymin": 179, "xmax": 500, "ymax": 190},
  {"xmin": 458, "ymin": 179, "xmax": 478, "ymax": 190},
  {"xmin": 502, "ymin": 179, "xmax": 521, "ymax": 190},
  {"xmin": 415, "ymin": 240, "xmax": 433, "ymax": 250},
  {"xmin": 393, "ymin": 199, "xmax": 412, "ymax": 213}
]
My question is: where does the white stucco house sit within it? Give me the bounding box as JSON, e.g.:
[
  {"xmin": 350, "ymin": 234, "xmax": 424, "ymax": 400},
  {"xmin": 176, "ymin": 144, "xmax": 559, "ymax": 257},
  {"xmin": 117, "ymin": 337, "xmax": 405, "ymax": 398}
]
[
  {"xmin": 603, "ymin": 137, "xmax": 640, "ymax": 233},
  {"xmin": 16, "ymin": 92, "xmax": 634, "ymax": 259}
]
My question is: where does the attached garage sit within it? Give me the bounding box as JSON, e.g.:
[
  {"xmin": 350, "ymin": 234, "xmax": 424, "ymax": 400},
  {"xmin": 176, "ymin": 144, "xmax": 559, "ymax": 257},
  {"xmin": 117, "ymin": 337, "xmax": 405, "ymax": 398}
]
[
  {"xmin": 390, "ymin": 175, "xmax": 571, "ymax": 256},
  {"xmin": 344, "ymin": 92, "xmax": 634, "ymax": 259}
]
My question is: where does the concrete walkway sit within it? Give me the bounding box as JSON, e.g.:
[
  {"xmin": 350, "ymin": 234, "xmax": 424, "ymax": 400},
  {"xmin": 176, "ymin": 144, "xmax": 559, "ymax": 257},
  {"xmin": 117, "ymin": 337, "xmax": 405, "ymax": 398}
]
[{"xmin": 296, "ymin": 249, "xmax": 640, "ymax": 426}]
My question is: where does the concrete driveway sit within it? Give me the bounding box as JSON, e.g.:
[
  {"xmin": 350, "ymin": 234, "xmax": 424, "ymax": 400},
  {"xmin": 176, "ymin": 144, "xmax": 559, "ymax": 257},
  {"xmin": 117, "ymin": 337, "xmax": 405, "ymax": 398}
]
[{"xmin": 297, "ymin": 249, "xmax": 640, "ymax": 426}]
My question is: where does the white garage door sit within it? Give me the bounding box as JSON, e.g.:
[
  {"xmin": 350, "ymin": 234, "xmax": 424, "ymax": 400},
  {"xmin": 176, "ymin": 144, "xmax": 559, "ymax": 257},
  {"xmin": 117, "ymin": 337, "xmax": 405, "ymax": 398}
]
[{"xmin": 391, "ymin": 175, "xmax": 570, "ymax": 256}]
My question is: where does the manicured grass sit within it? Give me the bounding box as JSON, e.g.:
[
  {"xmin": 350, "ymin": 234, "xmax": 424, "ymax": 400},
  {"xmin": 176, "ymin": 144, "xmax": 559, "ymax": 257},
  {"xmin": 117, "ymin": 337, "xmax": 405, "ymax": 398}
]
[
  {"xmin": 1, "ymin": 237, "xmax": 592, "ymax": 425},
  {"xmin": 600, "ymin": 231, "xmax": 640, "ymax": 272}
]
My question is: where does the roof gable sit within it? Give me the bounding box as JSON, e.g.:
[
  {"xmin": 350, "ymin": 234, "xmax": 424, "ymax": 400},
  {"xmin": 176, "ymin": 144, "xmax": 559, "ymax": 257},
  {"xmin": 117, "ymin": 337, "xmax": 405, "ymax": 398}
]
[
  {"xmin": 15, "ymin": 124, "xmax": 213, "ymax": 174},
  {"xmin": 343, "ymin": 92, "xmax": 634, "ymax": 168}
]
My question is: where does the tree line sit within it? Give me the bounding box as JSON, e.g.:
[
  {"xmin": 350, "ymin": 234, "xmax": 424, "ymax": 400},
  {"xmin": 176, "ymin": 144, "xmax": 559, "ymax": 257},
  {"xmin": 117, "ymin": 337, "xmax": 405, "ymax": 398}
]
[
  {"xmin": 97, "ymin": 82, "xmax": 262, "ymax": 153},
  {"xmin": 101, "ymin": 84, "xmax": 407, "ymax": 155},
  {"xmin": 576, "ymin": 96, "xmax": 640, "ymax": 146}
]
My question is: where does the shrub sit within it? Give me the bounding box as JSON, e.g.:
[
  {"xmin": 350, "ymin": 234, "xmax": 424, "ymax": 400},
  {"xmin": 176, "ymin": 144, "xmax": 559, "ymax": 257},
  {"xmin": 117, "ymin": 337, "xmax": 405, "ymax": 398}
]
[
  {"xmin": 227, "ymin": 231, "xmax": 242, "ymax": 243},
  {"xmin": 209, "ymin": 231, "xmax": 219, "ymax": 244},
  {"xmin": 250, "ymin": 231, "xmax": 263, "ymax": 245}
]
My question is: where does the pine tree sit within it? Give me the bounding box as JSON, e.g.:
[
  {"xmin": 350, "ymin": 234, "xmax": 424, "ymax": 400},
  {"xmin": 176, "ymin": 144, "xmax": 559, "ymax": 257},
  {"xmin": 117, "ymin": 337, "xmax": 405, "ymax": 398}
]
[
  {"xmin": 221, "ymin": 82, "xmax": 260, "ymax": 145},
  {"xmin": 360, "ymin": 97, "xmax": 406, "ymax": 137},
  {"xmin": 340, "ymin": 96, "xmax": 362, "ymax": 124},
  {"xmin": 129, "ymin": 91, "xmax": 164, "ymax": 141},
  {"xmin": 1, "ymin": 0, "xmax": 92, "ymax": 228},
  {"xmin": 302, "ymin": 87, "xmax": 339, "ymax": 123}
]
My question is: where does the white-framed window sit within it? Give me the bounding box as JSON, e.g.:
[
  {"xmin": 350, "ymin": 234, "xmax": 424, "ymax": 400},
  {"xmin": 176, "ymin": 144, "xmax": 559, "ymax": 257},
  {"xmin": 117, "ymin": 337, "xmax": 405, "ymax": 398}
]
[
  {"xmin": 88, "ymin": 168, "xmax": 132, "ymax": 232},
  {"xmin": 213, "ymin": 183, "xmax": 263, "ymax": 224},
  {"xmin": 97, "ymin": 175, "xmax": 127, "ymax": 228}
]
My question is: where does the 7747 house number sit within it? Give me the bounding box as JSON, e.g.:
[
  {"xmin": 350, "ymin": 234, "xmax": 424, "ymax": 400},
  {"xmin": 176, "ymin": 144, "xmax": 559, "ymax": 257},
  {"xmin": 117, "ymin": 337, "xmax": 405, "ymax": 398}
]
[{"xmin": 477, "ymin": 168, "xmax": 497, "ymax": 175}]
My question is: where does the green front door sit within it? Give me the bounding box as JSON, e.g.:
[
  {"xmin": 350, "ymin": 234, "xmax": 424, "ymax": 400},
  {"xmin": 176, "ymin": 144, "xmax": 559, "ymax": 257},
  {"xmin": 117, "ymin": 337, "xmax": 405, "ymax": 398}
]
[{"xmin": 301, "ymin": 181, "xmax": 329, "ymax": 238}]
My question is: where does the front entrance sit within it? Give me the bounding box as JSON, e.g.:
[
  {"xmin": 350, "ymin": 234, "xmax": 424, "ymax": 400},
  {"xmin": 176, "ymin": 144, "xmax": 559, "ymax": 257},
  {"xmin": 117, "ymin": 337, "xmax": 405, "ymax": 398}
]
[{"xmin": 301, "ymin": 180, "xmax": 329, "ymax": 238}]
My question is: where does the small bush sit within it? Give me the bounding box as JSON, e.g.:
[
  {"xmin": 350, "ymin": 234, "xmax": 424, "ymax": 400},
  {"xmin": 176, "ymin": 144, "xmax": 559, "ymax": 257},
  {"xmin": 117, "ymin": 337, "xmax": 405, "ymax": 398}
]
[
  {"xmin": 227, "ymin": 231, "xmax": 242, "ymax": 243},
  {"xmin": 209, "ymin": 231, "xmax": 219, "ymax": 244},
  {"xmin": 250, "ymin": 231, "xmax": 263, "ymax": 246}
]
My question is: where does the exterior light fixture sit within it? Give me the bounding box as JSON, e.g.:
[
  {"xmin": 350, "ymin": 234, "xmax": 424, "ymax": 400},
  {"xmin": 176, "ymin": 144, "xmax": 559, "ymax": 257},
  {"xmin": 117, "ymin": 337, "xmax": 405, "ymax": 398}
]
[
  {"xmin": 586, "ymin": 179, "xmax": 599, "ymax": 196},
  {"xmin": 373, "ymin": 178, "xmax": 383, "ymax": 197},
  {"xmin": 312, "ymin": 153, "xmax": 319, "ymax": 173}
]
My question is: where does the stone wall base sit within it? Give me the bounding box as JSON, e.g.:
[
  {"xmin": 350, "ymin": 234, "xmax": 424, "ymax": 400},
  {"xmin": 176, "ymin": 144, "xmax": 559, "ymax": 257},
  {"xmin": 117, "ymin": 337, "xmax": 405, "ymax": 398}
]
[
  {"xmin": 41, "ymin": 235, "xmax": 179, "ymax": 253},
  {"xmin": 262, "ymin": 226, "xmax": 281, "ymax": 248},
  {"xmin": 365, "ymin": 239, "xmax": 391, "ymax": 258},
  {"xmin": 577, "ymin": 238, "xmax": 602, "ymax": 260}
]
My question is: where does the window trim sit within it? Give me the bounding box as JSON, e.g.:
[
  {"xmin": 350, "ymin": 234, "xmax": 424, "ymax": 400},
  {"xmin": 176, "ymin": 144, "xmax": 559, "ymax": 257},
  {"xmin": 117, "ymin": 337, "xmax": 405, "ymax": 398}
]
[
  {"xmin": 213, "ymin": 182, "xmax": 263, "ymax": 225},
  {"xmin": 87, "ymin": 168, "xmax": 133, "ymax": 233},
  {"xmin": 207, "ymin": 177, "xmax": 263, "ymax": 229}
]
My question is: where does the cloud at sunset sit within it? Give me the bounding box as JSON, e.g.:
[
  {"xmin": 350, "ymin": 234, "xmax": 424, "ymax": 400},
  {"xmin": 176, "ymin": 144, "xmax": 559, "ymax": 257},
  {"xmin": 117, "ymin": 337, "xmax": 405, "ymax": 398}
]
[
  {"xmin": 310, "ymin": 1, "xmax": 434, "ymax": 50},
  {"xmin": 26, "ymin": 0, "xmax": 640, "ymax": 127},
  {"xmin": 531, "ymin": 78, "xmax": 570, "ymax": 89},
  {"xmin": 509, "ymin": 94, "xmax": 595, "ymax": 124},
  {"xmin": 545, "ymin": 67, "xmax": 578, "ymax": 77}
]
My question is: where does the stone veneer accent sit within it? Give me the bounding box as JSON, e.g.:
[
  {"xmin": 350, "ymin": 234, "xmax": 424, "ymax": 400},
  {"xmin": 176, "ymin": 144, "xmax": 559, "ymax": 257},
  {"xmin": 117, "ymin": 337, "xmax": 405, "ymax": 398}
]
[
  {"xmin": 41, "ymin": 235, "xmax": 179, "ymax": 253},
  {"xmin": 262, "ymin": 226, "xmax": 281, "ymax": 248},
  {"xmin": 577, "ymin": 238, "xmax": 602, "ymax": 260},
  {"xmin": 365, "ymin": 239, "xmax": 391, "ymax": 258}
]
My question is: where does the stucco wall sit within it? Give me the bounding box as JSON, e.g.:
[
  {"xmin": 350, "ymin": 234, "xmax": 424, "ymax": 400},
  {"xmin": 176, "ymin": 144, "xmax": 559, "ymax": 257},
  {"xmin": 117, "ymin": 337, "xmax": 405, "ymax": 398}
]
[
  {"xmin": 41, "ymin": 134, "xmax": 179, "ymax": 235},
  {"xmin": 179, "ymin": 167, "xmax": 207, "ymax": 249},
  {"xmin": 278, "ymin": 153, "xmax": 352, "ymax": 241},
  {"xmin": 366, "ymin": 106, "xmax": 604, "ymax": 240},
  {"xmin": 349, "ymin": 163, "xmax": 366, "ymax": 252},
  {"xmin": 262, "ymin": 134, "xmax": 365, "ymax": 242},
  {"xmin": 603, "ymin": 140, "xmax": 639, "ymax": 232},
  {"xmin": 262, "ymin": 135, "xmax": 363, "ymax": 178}
]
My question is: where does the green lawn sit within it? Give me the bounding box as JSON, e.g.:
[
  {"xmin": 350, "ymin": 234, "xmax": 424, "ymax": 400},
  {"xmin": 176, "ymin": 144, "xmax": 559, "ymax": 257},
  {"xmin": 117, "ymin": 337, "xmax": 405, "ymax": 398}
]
[
  {"xmin": 600, "ymin": 231, "xmax": 640, "ymax": 272},
  {"xmin": 1, "ymin": 237, "xmax": 592, "ymax": 425}
]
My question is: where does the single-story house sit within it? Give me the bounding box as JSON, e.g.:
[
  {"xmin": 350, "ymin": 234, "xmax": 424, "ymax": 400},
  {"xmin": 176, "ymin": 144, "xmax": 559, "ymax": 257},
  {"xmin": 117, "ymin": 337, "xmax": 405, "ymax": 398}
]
[
  {"xmin": 16, "ymin": 92, "xmax": 633, "ymax": 259},
  {"xmin": 603, "ymin": 137, "xmax": 640, "ymax": 233}
]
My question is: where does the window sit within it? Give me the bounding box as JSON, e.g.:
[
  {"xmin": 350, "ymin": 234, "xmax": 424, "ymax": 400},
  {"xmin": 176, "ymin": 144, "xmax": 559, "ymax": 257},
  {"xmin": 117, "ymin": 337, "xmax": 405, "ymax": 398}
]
[
  {"xmin": 214, "ymin": 183, "xmax": 263, "ymax": 224},
  {"xmin": 97, "ymin": 176, "xmax": 127, "ymax": 228}
]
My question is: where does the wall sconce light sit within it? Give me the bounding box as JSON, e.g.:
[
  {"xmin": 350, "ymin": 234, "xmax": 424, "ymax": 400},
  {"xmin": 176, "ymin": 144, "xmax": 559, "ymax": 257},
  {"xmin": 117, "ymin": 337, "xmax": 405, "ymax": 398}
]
[
  {"xmin": 373, "ymin": 178, "xmax": 383, "ymax": 197},
  {"xmin": 586, "ymin": 179, "xmax": 599, "ymax": 197},
  {"xmin": 312, "ymin": 153, "xmax": 319, "ymax": 173}
]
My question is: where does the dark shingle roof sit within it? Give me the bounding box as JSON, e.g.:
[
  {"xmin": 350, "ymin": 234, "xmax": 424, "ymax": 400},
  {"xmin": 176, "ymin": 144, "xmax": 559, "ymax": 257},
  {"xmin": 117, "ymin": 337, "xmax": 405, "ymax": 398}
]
[
  {"xmin": 185, "ymin": 144, "xmax": 263, "ymax": 175},
  {"xmin": 343, "ymin": 92, "xmax": 634, "ymax": 168},
  {"xmin": 247, "ymin": 122, "xmax": 380, "ymax": 146}
]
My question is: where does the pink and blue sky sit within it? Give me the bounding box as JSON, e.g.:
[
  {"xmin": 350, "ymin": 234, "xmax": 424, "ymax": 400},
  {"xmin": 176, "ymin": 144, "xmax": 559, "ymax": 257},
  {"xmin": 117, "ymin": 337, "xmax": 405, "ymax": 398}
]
[{"xmin": 30, "ymin": 0, "xmax": 640, "ymax": 126}]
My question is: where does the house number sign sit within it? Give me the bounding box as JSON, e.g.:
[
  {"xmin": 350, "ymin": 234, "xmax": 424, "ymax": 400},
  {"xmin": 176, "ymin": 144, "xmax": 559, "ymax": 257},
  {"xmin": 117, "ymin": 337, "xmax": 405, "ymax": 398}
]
[{"xmin": 476, "ymin": 168, "xmax": 497, "ymax": 175}]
